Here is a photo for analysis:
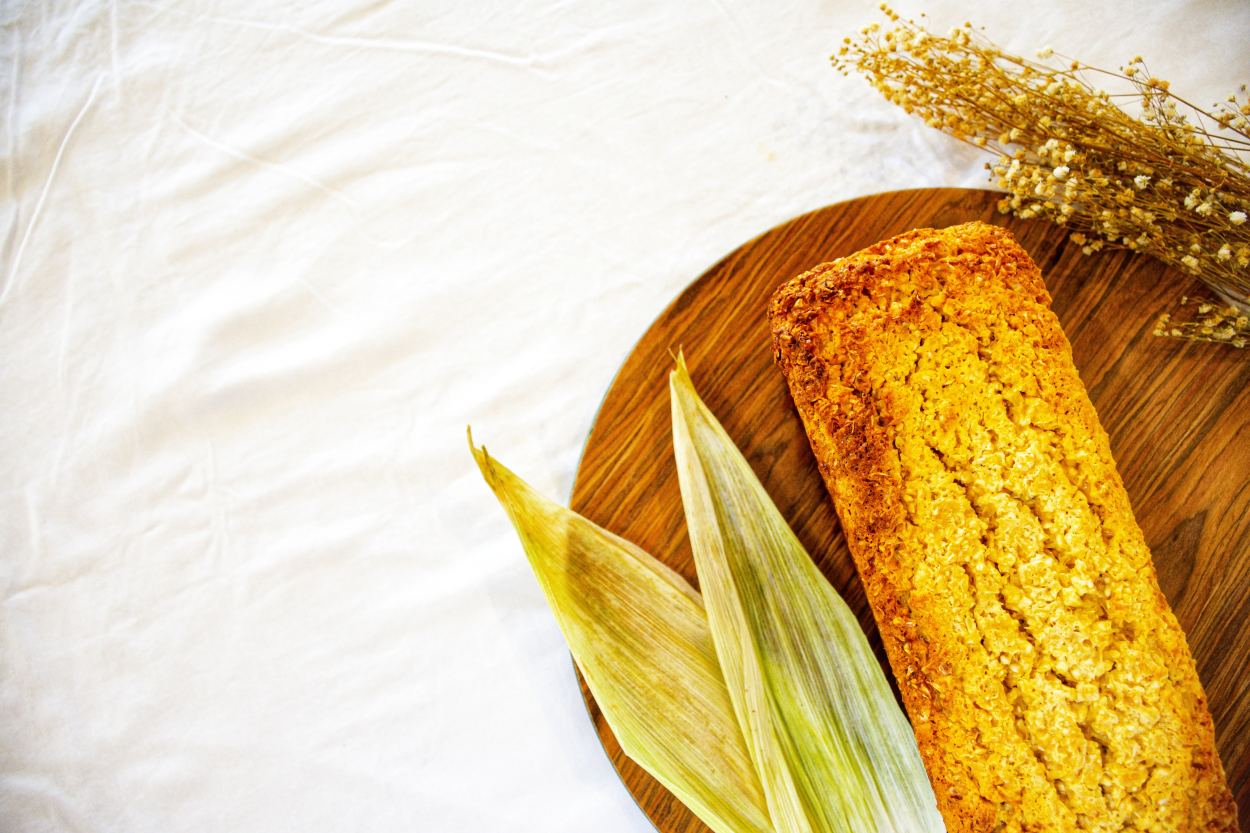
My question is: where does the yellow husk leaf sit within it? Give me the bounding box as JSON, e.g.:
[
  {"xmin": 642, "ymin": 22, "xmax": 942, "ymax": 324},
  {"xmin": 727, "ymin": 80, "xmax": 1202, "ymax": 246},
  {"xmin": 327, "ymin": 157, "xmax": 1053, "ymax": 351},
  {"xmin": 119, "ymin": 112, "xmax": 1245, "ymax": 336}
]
[
  {"xmin": 669, "ymin": 358, "xmax": 945, "ymax": 833},
  {"xmin": 469, "ymin": 433, "xmax": 774, "ymax": 833}
]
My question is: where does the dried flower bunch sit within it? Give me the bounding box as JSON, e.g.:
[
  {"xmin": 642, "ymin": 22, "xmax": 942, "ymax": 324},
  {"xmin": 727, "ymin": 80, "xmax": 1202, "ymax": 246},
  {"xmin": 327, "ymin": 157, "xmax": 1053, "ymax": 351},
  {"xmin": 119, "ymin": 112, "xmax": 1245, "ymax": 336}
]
[{"xmin": 834, "ymin": 5, "xmax": 1250, "ymax": 347}]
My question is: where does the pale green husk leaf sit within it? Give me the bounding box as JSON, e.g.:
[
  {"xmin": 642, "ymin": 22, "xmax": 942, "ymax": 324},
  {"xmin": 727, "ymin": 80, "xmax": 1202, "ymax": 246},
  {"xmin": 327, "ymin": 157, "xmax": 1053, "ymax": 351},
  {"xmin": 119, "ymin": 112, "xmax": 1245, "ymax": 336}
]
[
  {"xmin": 470, "ymin": 434, "xmax": 773, "ymax": 833},
  {"xmin": 669, "ymin": 357, "xmax": 945, "ymax": 833}
]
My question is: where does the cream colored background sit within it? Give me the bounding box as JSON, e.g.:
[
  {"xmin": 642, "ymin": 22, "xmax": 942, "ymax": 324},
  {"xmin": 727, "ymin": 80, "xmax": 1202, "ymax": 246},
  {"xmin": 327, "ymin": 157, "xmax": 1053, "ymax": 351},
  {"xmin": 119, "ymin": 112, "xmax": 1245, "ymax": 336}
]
[{"xmin": 2, "ymin": 1, "xmax": 1246, "ymax": 830}]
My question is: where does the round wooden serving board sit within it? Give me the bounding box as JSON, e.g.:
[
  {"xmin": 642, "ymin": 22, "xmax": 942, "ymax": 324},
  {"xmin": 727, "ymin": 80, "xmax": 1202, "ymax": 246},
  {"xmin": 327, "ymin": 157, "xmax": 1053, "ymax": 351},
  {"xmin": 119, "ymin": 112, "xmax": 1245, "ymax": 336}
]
[{"xmin": 568, "ymin": 188, "xmax": 1250, "ymax": 832}]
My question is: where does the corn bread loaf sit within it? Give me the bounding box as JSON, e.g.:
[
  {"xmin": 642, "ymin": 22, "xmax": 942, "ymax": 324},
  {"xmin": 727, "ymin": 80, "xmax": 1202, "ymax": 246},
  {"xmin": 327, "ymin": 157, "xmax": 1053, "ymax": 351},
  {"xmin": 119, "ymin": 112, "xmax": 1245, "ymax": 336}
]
[{"xmin": 768, "ymin": 222, "xmax": 1239, "ymax": 833}]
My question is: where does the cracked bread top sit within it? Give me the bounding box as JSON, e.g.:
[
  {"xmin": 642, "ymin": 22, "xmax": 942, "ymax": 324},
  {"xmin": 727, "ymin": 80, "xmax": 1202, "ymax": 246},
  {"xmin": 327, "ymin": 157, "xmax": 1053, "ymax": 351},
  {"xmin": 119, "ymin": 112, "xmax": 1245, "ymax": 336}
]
[{"xmin": 768, "ymin": 222, "xmax": 1238, "ymax": 833}]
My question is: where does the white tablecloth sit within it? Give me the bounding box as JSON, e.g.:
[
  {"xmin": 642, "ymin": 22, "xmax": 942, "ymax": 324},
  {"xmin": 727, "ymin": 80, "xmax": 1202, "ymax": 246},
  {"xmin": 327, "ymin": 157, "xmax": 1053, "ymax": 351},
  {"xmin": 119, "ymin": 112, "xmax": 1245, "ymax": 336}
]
[{"xmin": 2, "ymin": 1, "xmax": 1245, "ymax": 830}]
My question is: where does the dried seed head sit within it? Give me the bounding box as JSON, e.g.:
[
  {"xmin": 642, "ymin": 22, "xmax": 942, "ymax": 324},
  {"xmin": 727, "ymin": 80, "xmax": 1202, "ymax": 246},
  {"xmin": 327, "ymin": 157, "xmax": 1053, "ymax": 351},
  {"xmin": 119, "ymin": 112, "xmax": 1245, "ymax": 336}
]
[{"xmin": 833, "ymin": 10, "xmax": 1250, "ymax": 345}]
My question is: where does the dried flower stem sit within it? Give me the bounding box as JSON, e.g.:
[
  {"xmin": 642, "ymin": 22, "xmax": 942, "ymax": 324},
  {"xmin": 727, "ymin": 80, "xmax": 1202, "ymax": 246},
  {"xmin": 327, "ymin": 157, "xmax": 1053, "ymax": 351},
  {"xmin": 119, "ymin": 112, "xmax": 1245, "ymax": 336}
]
[
  {"xmin": 1154, "ymin": 297, "xmax": 1250, "ymax": 349},
  {"xmin": 834, "ymin": 5, "xmax": 1250, "ymax": 347}
]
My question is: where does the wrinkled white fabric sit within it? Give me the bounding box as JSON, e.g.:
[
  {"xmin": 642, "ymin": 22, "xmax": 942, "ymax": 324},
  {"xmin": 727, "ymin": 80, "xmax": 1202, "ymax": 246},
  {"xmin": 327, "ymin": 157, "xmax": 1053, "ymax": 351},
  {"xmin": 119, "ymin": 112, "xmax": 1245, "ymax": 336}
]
[{"xmin": 1, "ymin": 1, "xmax": 1245, "ymax": 830}]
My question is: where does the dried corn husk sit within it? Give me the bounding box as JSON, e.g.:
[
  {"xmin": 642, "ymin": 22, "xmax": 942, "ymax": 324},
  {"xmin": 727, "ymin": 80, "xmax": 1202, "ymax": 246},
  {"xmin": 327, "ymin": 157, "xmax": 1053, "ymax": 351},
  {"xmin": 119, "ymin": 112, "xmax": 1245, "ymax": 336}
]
[
  {"xmin": 669, "ymin": 358, "xmax": 944, "ymax": 833},
  {"xmin": 469, "ymin": 432, "xmax": 773, "ymax": 833}
]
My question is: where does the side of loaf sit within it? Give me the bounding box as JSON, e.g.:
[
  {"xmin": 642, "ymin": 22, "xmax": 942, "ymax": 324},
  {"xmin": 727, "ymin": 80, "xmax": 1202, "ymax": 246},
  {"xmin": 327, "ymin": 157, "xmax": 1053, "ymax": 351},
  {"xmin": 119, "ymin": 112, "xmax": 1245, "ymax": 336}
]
[{"xmin": 768, "ymin": 222, "xmax": 1238, "ymax": 833}]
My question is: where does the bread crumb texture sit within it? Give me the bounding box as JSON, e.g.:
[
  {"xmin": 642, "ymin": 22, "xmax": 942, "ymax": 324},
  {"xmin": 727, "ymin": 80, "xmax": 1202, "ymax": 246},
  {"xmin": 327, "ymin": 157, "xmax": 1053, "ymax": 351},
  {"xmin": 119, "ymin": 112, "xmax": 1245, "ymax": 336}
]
[{"xmin": 769, "ymin": 222, "xmax": 1239, "ymax": 833}]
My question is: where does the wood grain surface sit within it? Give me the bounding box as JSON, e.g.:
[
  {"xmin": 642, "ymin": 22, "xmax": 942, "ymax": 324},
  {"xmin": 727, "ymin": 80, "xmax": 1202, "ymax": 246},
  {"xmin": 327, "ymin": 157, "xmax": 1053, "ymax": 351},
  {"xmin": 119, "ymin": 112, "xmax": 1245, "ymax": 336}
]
[{"xmin": 568, "ymin": 188, "xmax": 1250, "ymax": 833}]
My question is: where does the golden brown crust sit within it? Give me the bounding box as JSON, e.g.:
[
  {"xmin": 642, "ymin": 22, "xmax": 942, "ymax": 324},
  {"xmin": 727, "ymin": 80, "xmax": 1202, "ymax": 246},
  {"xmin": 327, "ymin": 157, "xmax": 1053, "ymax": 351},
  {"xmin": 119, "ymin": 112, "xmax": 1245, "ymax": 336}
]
[{"xmin": 769, "ymin": 222, "xmax": 1239, "ymax": 833}]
